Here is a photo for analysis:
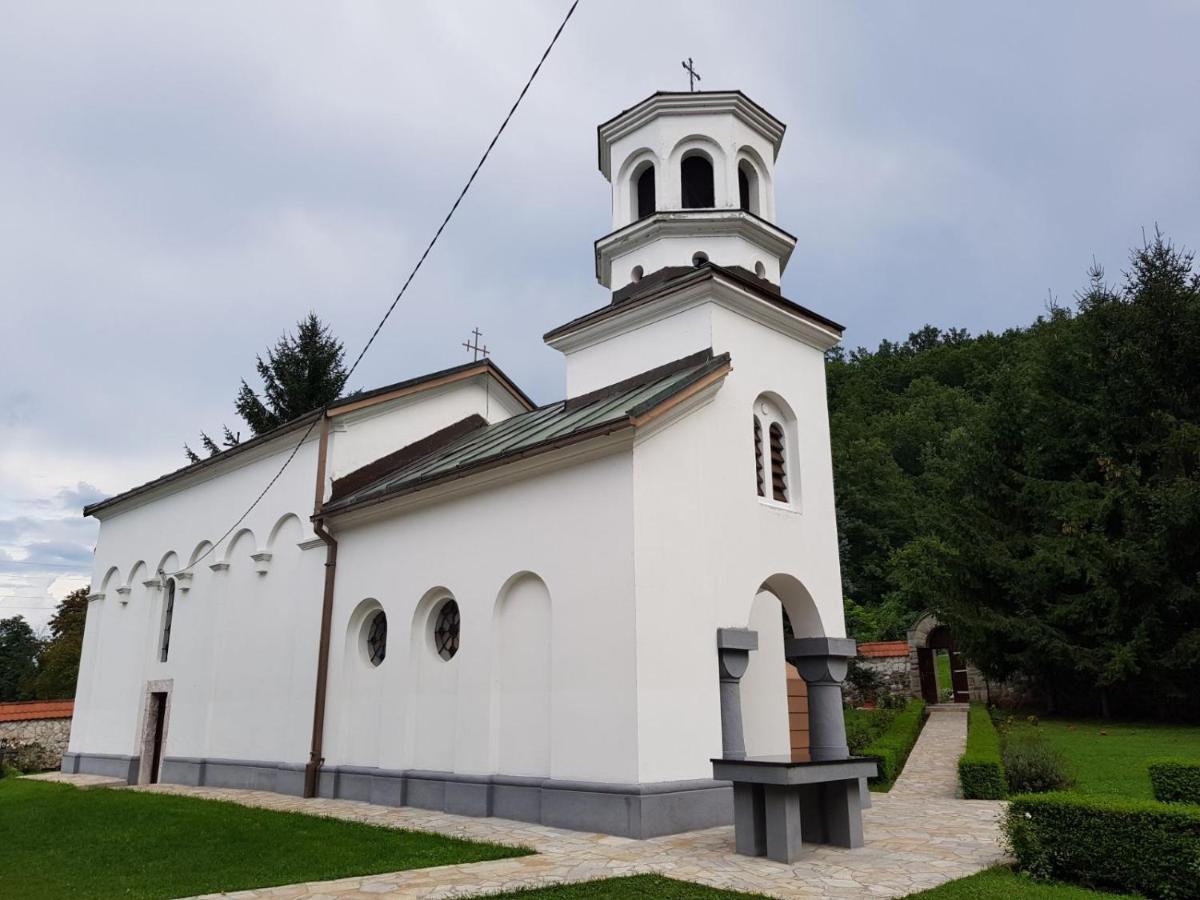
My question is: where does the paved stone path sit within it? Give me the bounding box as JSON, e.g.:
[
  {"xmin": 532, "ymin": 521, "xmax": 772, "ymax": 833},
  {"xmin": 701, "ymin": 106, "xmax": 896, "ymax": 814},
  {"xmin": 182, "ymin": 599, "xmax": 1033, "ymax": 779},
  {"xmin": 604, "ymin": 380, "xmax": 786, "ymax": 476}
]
[{"xmin": 40, "ymin": 706, "xmax": 1005, "ymax": 899}]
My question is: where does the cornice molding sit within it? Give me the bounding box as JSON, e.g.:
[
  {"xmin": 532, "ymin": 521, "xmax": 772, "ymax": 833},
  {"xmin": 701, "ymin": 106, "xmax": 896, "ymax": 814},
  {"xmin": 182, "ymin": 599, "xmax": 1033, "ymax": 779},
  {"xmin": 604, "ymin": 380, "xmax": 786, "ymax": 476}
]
[
  {"xmin": 594, "ymin": 210, "xmax": 796, "ymax": 287},
  {"xmin": 599, "ymin": 91, "xmax": 786, "ymax": 178},
  {"xmin": 547, "ymin": 273, "xmax": 841, "ymax": 355}
]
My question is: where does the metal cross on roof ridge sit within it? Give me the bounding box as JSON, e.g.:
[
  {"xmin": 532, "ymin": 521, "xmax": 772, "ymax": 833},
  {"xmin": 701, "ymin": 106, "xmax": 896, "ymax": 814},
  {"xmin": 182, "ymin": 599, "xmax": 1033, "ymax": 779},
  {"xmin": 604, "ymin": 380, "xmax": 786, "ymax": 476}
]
[
  {"xmin": 462, "ymin": 327, "xmax": 489, "ymax": 361},
  {"xmin": 682, "ymin": 57, "xmax": 701, "ymax": 92}
]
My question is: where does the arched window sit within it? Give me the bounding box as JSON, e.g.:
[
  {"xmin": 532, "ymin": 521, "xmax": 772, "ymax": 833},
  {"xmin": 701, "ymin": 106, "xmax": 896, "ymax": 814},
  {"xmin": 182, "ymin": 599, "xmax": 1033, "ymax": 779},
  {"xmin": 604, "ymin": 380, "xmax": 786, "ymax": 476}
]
[
  {"xmin": 738, "ymin": 160, "xmax": 760, "ymax": 214},
  {"xmin": 681, "ymin": 153, "xmax": 714, "ymax": 208},
  {"xmin": 159, "ymin": 578, "xmax": 175, "ymax": 663},
  {"xmin": 636, "ymin": 165, "xmax": 655, "ymax": 219},
  {"xmin": 753, "ymin": 395, "xmax": 795, "ymax": 505}
]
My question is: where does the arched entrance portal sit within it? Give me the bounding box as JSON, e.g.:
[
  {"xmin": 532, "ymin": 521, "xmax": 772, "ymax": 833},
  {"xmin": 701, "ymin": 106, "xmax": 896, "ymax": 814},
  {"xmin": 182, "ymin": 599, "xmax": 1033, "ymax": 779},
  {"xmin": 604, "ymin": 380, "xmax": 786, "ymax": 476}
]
[
  {"xmin": 739, "ymin": 575, "xmax": 824, "ymax": 761},
  {"xmin": 908, "ymin": 614, "xmax": 972, "ymax": 704}
]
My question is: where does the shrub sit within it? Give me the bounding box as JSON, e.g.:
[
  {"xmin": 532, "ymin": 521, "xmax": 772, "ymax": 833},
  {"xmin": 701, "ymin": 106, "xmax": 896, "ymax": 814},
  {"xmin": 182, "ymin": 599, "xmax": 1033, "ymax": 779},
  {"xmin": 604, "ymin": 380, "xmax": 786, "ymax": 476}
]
[
  {"xmin": 959, "ymin": 702, "xmax": 1006, "ymax": 799},
  {"xmin": 846, "ymin": 657, "xmax": 885, "ymax": 705},
  {"xmin": 1149, "ymin": 758, "xmax": 1200, "ymax": 805},
  {"xmin": 1003, "ymin": 727, "xmax": 1072, "ymax": 794},
  {"xmin": 1003, "ymin": 792, "xmax": 1200, "ymax": 899},
  {"xmin": 845, "ymin": 706, "xmax": 896, "ymax": 755},
  {"xmin": 861, "ymin": 699, "xmax": 926, "ymax": 790}
]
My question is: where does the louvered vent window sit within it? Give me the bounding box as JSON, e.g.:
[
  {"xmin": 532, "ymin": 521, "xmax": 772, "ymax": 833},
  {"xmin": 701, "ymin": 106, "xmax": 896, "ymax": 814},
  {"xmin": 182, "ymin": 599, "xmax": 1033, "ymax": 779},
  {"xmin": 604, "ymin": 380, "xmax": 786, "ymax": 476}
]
[
  {"xmin": 753, "ymin": 417, "xmax": 766, "ymax": 497},
  {"xmin": 768, "ymin": 423, "xmax": 788, "ymax": 502}
]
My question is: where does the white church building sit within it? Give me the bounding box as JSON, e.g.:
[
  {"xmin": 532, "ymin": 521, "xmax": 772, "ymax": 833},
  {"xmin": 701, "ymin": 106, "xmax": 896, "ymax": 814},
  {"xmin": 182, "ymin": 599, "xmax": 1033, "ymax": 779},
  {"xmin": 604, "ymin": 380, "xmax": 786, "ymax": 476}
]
[{"xmin": 66, "ymin": 90, "xmax": 854, "ymax": 838}]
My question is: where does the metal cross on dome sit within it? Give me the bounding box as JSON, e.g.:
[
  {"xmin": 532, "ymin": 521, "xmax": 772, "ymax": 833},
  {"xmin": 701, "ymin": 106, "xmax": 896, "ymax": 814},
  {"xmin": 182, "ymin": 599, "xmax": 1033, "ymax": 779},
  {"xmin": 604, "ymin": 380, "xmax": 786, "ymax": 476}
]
[
  {"xmin": 682, "ymin": 58, "xmax": 701, "ymax": 92},
  {"xmin": 462, "ymin": 327, "xmax": 489, "ymax": 361}
]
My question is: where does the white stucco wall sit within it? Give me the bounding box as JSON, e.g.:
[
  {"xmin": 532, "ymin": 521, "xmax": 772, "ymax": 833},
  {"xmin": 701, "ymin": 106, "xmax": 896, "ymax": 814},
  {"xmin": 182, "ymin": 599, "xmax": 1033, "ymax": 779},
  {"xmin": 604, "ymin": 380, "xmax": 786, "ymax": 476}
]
[
  {"xmin": 324, "ymin": 447, "xmax": 639, "ymax": 783},
  {"xmin": 627, "ymin": 298, "xmax": 845, "ymax": 783},
  {"xmin": 70, "ymin": 373, "xmax": 526, "ymax": 770},
  {"xmin": 69, "ymin": 432, "xmax": 325, "ymax": 765}
]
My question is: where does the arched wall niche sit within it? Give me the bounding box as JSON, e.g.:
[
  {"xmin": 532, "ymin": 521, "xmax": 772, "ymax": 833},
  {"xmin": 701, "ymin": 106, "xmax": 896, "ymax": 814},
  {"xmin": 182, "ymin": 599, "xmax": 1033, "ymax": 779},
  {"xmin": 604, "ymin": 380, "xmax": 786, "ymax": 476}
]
[
  {"xmin": 406, "ymin": 586, "xmax": 460, "ymax": 770},
  {"xmin": 99, "ymin": 566, "xmax": 122, "ymax": 594},
  {"xmin": 266, "ymin": 513, "xmax": 304, "ymax": 551},
  {"xmin": 156, "ymin": 551, "xmax": 179, "ymax": 578},
  {"xmin": 188, "ymin": 541, "xmax": 214, "ymax": 567},
  {"xmin": 490, "ymin": 571, "xmax": 552, "ymax": 777},
  {"xmin": 222, "ymin": 528, "xmax": 257, "ymax": 565},
  {"xmin": 125, "ymin": 560, "xmax": 148, "ymax": 591}
]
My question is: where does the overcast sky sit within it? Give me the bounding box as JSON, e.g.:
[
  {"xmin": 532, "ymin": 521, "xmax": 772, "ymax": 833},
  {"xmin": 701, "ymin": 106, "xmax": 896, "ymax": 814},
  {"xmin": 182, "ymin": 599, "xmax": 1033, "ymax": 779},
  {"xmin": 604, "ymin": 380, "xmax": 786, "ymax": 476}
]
[{"xmin": 3, "ymin": 1, "xmax": 1198, "ymax": 629}]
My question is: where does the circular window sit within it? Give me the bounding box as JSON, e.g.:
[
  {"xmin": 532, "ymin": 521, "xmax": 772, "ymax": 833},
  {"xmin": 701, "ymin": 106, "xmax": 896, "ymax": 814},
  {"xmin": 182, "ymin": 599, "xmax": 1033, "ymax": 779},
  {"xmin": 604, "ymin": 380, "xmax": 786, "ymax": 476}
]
[
  {"xmin": 754, "ymin": 260, "xmax": 766, "ymax": 278},
  {"xmin": 631, "ymin": 264, "xmax": 644, "ymax": 282},
  {"xmin": 365, "ymin": 610, "xmax": 387, "ymax": 667},
  {"xmin": 433, "ymin": 599, "xmax": 460, "ymax": 661},
  {"xmin": 692, "ymin": 251, "xmax": 709, "ymax": 267}
]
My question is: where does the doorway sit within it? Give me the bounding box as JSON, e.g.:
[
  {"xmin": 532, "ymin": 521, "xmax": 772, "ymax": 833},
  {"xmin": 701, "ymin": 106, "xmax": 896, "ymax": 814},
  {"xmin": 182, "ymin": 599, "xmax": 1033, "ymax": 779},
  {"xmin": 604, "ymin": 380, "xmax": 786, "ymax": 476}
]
[
  {"xmin": 920, "ymin": 627, "xmax": 970, "ymax": 704},
  {"xmin": 145, "ymin": 691, "xmax": 167, "ymax": 784}
]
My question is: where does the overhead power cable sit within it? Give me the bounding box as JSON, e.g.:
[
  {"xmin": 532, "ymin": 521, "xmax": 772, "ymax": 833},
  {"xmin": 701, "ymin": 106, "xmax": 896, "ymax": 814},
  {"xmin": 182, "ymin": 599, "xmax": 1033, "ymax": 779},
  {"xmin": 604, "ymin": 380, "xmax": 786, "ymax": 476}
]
[{"xmin": 167, "ymin": 0, "xmax": 582, "ymax": 578}]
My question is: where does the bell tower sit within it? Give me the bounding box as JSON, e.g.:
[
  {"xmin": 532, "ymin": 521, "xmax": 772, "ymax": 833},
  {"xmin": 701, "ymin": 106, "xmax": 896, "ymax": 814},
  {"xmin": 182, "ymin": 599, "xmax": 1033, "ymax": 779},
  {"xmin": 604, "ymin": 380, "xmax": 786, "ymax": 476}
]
[{"xmin": 595, "ymin": 91, "xmax": 796, "ymax": 292}]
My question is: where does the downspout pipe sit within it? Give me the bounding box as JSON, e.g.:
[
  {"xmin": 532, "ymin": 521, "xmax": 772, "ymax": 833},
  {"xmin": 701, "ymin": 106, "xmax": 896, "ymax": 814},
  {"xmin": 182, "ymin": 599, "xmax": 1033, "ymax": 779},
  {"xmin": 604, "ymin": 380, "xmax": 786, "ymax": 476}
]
[{"xmin": 304, "ymin": 413, "xmax": 337, "ymax": 798}]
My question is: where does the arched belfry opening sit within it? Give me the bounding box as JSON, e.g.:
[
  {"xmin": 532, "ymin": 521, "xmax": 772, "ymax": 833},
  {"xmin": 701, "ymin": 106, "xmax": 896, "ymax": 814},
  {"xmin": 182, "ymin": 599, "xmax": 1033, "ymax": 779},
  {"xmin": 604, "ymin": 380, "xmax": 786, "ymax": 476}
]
[
  {"xmin": 635, "ymin": 164, "xmax": 655, "ymax": 219},
  {"xmin": 681, "ymin": 153, "xmax": 714, "ymax": 208},
  {"xmin": 738, "ymin": 160, "xmax": 759, "ymax": 214}
]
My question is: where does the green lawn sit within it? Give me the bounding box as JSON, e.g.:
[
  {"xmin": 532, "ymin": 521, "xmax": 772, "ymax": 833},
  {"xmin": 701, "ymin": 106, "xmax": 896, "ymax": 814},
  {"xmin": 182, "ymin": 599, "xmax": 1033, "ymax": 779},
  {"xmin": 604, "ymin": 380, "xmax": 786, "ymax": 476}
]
[
  {"xmin": 935, "ymin": 650, "xmax": 953, "ymax": 698},
  {"xmin": 905, "ymin": 866, "xmax": 1136, "ymax": 898},
  {"xmin": 470, "ymin": 869, "xmax": 1134, "ymax": 899},
  {"xmin": 1, "ymin": 778, "xmax": 530, "ymax": 899},
  {"xmin": 1027, "ymin": 717, "xmax": 1200, "ymax": 800}
]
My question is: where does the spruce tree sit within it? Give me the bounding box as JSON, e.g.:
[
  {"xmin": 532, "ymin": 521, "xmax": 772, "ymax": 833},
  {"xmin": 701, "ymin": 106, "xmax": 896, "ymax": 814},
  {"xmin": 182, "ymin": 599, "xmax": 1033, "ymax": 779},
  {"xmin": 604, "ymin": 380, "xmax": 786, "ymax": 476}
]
[{"xmin": 185, "ymin": 312, "xmax": 348, "ymax": 460}]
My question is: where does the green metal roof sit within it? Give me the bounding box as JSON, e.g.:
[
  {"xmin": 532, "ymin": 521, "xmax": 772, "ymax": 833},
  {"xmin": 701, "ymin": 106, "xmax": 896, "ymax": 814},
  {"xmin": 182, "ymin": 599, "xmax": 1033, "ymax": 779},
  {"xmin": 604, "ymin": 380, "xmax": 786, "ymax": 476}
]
[{"xmin": 323, "ymin": 349, "xmax": 730, "ymax": 515}]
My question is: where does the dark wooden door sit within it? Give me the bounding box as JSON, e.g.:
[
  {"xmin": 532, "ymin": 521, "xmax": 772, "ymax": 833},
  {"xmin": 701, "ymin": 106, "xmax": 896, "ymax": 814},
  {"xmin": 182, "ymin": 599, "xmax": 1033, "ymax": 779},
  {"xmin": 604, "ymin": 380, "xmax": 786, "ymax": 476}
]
[
  {"xmin": 949, "ymin": 652, "xmax": 971, "ymax": 703},
  {"xmin": 917, "ymin": 648, "xmax": 939, "ymax": 703},
  {"xmin": 149, "ymin": 692, "xmax": 167, "ymax": 784}
]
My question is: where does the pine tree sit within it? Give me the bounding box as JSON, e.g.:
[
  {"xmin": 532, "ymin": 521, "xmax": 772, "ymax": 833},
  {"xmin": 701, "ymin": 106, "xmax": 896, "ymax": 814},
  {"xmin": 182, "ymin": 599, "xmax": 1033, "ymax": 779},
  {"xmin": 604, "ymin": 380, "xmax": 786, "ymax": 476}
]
[
  {"xmin": 184, "ymin": 312, "xmax": 347, "ymax": 460},
  {"xmin": 235, "ymin": 312, "xmax": 348, "ymax": 435}
]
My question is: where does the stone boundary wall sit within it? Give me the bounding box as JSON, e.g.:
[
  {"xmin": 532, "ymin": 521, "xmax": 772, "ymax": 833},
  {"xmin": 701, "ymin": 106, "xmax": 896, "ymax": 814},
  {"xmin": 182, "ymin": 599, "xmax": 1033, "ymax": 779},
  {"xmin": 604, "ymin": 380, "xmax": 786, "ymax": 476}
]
[
  {"xmin": 846, "ymin": 641, "xmax": 912, "ymax": 706},
  {"xmin": 0, "ymin": 700, "xmax": 74, "ymax": 772}
]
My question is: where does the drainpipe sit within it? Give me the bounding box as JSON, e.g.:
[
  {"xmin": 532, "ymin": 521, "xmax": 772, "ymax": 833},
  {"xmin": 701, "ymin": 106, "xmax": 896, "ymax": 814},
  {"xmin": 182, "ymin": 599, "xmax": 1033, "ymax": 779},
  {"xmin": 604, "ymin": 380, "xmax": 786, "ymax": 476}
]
[{"xmin": 304, "ymin": 413, "xmax": 337, "ymax": 798}]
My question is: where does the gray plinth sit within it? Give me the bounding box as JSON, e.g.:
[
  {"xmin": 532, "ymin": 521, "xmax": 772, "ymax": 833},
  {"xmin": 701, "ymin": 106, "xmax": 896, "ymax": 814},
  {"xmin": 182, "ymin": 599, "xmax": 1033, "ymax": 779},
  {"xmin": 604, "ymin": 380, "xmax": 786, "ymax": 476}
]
[{"xmin": 712, "ymin": 756, "xmax": 877, "ymax": 863}]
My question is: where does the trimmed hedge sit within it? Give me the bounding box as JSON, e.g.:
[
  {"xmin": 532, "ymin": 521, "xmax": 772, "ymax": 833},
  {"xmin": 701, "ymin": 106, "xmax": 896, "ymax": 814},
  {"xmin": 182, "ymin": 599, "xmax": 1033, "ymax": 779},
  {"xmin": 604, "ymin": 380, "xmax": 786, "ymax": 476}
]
[
  {"xmin": 958, "ymin": 702, "xmax": 1006, "ymax": 799},
  {"xmin": 862, "ymin": 699, "xmax": 926, "ymax": 790},
  {"xmin": 1150, "ymin": 758, "xmax": 1200, "ymax": 805},
  {"xmin": 1003, "ymin": 792, "xmax": 1200, "ymax": 900}
]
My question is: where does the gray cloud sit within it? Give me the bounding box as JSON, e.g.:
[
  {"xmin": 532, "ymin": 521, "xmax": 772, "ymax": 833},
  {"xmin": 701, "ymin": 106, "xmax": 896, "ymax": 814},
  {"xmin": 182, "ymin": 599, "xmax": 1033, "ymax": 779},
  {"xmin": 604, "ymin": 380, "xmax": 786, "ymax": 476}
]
[
  {"xmin": 54, "ymin": 482, "xmax": 108, "ymax": 510},
  {"xmin": 1, "ymin": 0, "xmax": 1197, "ymax": 532}
]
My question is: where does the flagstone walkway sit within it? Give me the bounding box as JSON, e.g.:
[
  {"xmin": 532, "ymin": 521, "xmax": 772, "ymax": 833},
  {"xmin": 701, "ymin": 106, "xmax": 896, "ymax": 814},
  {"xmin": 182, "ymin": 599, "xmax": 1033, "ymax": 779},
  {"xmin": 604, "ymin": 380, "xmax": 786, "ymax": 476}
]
[{"xmin": 44, "ymin": 705, "xmax": 1004, "ymax": 899}]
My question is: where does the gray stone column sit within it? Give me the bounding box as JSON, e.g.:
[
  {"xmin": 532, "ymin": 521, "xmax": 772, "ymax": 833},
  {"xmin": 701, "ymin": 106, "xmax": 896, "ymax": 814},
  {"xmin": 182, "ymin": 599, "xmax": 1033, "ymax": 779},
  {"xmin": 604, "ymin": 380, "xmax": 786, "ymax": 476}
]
[
  {"xmin": 716, "ymin": 628, "xmax": 758, "ymax": 760},
  {"xmin": 785, "ymin": 637, "xmax": 856, "ymax": 761}
]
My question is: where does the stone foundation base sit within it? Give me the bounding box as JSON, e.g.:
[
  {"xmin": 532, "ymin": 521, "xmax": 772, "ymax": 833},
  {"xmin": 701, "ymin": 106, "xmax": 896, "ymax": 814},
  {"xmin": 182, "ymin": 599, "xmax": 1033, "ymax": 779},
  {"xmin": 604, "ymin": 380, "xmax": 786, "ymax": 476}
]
[{"xmin": 62, "ymin": 752, "xmax": 732, "ymax": 839}]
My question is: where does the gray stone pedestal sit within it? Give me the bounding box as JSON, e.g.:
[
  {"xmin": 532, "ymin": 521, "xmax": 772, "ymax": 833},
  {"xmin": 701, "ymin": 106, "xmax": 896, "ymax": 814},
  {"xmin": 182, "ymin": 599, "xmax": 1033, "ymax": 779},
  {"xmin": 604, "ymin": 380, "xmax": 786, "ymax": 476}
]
[{"xmin": 712, "ymin": 757, "xmax": 877, "ymax": 863}]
